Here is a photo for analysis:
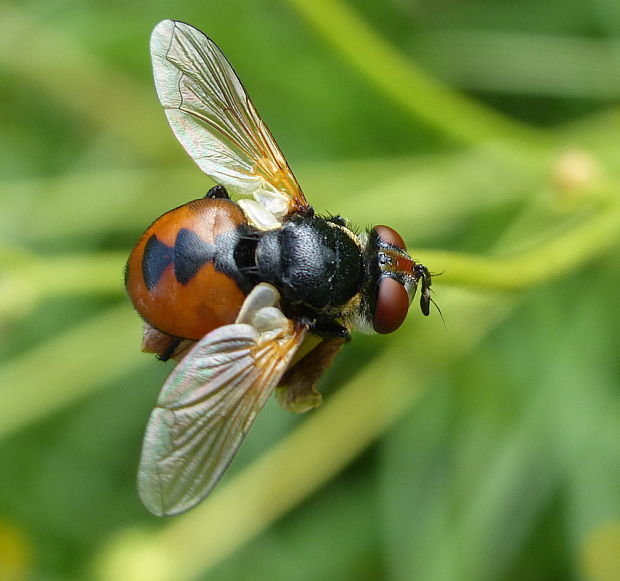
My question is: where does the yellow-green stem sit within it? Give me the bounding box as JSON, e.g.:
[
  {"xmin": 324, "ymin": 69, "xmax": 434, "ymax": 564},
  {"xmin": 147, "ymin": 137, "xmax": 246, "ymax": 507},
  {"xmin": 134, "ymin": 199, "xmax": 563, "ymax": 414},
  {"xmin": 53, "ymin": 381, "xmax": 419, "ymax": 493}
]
[
  {"xmin": 282, "ymin": 0, "xmax": 545, "ymax": 149},
  {"xmin": 95, "ymin": 291, "xmax": 509, "ymax": 581},
  {"xmin": 421, "ymin": 195, "xmax": 620, "ymax": 290}
]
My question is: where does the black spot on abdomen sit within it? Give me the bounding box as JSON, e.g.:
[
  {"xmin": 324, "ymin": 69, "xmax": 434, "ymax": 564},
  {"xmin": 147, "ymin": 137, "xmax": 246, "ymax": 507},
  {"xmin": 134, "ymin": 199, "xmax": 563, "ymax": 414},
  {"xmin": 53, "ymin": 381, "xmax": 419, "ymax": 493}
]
[
  {"xmin": 142, "ymin": 234, "xmax": 173, "ymax": 290},
  {"xmin": 174, "ymin": 228, "xmax": 214, "ymax": 285}
]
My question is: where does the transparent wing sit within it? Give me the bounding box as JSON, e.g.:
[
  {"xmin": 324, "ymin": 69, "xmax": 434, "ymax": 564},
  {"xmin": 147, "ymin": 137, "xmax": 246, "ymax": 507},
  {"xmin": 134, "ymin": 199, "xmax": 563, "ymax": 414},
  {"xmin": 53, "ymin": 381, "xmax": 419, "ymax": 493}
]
[
  {"xmin": 138, "ymin": 291, "xmax": 306, "ymax": 516},
  {"xmin": 151, "ymin": 20, "xmax": 308, "ymax": 224}
]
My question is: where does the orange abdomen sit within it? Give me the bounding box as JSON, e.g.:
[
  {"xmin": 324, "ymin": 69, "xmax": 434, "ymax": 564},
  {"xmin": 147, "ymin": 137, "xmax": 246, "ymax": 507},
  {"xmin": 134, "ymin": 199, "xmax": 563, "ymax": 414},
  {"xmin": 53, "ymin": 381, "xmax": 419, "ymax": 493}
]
[{"xmin": 125, "ymin": 198, "xmax": 249, "ymax": 340}]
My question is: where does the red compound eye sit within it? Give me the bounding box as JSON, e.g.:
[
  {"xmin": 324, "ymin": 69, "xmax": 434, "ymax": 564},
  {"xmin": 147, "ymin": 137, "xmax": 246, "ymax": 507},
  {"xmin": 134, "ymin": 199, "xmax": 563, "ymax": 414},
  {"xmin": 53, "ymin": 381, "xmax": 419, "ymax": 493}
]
[
  {"xmin": 373, "ymin": 277, "xmax": 409, "ymax": 334},
  {"xmin": 374, "ymin": 225, "xmax": 406, "ymax": 250}
]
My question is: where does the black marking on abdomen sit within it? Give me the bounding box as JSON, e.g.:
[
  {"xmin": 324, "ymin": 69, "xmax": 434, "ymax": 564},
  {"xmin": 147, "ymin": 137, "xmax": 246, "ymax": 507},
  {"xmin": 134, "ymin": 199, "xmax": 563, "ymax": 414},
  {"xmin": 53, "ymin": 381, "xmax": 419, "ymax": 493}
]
[
  {"xmin": 174, "ymin": 228, "xmax": 214, "ymax": 284},
  {"xmin": 143, "ymin": 225, "xmax": 260, "ymax": 291},
  {"xmin": 143, "ymin": 234, "xmax": 174, "ymax": 290}
]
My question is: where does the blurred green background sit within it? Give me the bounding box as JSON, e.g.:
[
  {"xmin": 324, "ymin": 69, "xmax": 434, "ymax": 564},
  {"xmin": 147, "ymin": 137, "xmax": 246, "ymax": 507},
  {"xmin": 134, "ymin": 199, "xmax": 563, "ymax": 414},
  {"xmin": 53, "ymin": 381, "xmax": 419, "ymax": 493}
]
[{"xmin": 1, "ymin": 0, "xmax": 619, "ymax": 580}]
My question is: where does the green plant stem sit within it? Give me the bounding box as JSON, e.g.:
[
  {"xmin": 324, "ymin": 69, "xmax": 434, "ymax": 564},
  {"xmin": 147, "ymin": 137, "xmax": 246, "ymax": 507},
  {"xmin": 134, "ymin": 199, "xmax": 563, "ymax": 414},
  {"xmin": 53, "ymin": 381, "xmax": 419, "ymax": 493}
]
[
  {"xmin": 0, "ymin": 250, "xmax": 125, "ymax": 320},
  {"xmin": 422, "ymin": 195, "xmax": 620, "ymax": 290},
  {"xmin": 282, "ymin": 0, "xmax": 545, "ymax": 149},
  {"xmin": 0, "ymin": 304, "xmax": 142, "ymax": 440},
  {"xmin": 95, "ymin": 291, "xmax": 510, "ymax": 581},
  {"xmin": 3, "ymin": 193, "xmax": 618, "ymax": 318}
]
